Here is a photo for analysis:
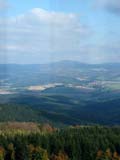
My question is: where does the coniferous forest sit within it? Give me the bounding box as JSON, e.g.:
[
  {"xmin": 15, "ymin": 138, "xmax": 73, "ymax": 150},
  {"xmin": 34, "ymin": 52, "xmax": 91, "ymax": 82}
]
[{"xmin": 0, "ymin": 125, "xmax": 120, "ymax": 160}]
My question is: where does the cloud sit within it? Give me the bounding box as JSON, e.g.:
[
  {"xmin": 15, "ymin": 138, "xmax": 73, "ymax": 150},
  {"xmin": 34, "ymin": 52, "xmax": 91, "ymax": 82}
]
[
  {"xmin": 0, "ymin": 8, "xmax": 91, "ymax": 63},
  {"xmin": 96, "ymin": 0, "xmax": 120, "ymax": 14},
  {"xmin": 0, "ymin": 7, "xmax": 120, "ymax": 64}
]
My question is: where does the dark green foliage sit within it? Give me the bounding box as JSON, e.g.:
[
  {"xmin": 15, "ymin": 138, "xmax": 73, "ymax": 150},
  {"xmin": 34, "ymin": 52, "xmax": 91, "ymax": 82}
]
[
  {"xmin": 0, "ymin": 104, "xmax": 45, "ymax": 122},
  {"xmin": 0, "ymin": 97, "xmax": 120, "ymax": 125},
  {"xmin": 0, "ymin": 126, "xmax": 120, "ymax": 160}
]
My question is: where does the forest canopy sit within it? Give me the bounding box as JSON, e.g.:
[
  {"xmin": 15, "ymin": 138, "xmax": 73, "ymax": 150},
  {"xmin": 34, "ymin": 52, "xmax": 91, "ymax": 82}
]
[{"xmin": 0, "ymin": 125, "xmax": 120, "ymax": 160}]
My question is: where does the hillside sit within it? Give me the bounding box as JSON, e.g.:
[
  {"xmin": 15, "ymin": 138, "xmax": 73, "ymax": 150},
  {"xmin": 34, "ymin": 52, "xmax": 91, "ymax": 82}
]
[
  {"xmin": 0, "ymin": 124, "xmax": 120, "ymax": 160},
  {"xmin": 0, "ymin": 61, "xmax": 120, "ymax": 125},
  {"xmin": 0, "ymin": 98, "xmax": 120, "ymax": 125}
]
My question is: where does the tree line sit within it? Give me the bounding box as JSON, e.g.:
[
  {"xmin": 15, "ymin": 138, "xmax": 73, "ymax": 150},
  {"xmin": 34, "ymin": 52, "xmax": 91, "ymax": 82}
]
[{"xmin": 0, "ymin": 126, "xmax": 120, "ymax": 159}]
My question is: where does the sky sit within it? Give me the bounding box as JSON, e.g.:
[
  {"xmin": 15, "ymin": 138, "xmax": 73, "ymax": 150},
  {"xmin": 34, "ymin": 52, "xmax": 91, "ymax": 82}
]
[{"xmin": 0, "ymin": 0, "xmax": 120, "ymax": 64}]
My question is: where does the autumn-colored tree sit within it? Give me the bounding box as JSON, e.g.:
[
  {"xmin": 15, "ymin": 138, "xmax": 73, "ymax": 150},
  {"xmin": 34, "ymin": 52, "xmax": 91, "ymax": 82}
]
[
  {"xmin": 0, "ymin": 146, "xmax": 5, "ymax": 160},
  {"xmin": 27, "ymin": 144, "xmax": 48, "ymax": 160},
  {"xmin": 50, "ymin": 152, "xmax": 69, "ymax": 160},
  {"xmin": 105, "ymin": 149, "xmax": 112, "ymax": 159},
  {"xmin": 96, "ymin": 149, "xmax": 120, "ymax": 160},
  {"xmin": 27, "ymin": 144, "xmax": 34, "ymax": 160},
  {"xmin": 113, "ymin": 151, "xmax": 120, "ymax": 160},
  {"xmin": 96, "ymin": 150, "xmax": 103, "ymax": 159},
  {"xmin": 6, "ymin": 143, "xmax": 15, "ymax": 160}
]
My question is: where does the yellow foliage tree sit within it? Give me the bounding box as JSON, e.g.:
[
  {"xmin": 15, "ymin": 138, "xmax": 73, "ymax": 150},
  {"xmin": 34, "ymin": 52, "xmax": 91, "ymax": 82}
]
[
  {"xmin": 27, "ymin": 144, "xmax": 49, "ymax": 160},
  {"xmin": 0, "ymin": 146, "xmax": 5, "ymax": 160},
  {"xmin": 50, "ymin": 152, "xmax": 69, "ymax": 160}
]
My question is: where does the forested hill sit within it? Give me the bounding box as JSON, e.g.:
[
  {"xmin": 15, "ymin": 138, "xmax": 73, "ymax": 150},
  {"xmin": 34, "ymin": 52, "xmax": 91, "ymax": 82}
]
[
  {"xmin": 0, "ymin": 124, "xmax": 120, "ymax": 160},
  {"xmin": 0, "ymin": 98, "xmax": 120, "ymax": 125}
]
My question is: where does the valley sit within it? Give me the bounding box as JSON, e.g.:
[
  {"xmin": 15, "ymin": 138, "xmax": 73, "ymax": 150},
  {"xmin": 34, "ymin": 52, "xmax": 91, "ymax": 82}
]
[{"xmin": 0, "ymin": 61, "xmax": 120, "ymax": 126}]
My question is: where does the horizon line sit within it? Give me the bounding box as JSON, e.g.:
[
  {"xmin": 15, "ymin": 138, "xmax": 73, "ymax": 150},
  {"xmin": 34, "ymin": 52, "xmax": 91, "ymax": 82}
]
[{"xmin": 0, "ymin": 60, "xmax": 120, "ymax": 65}]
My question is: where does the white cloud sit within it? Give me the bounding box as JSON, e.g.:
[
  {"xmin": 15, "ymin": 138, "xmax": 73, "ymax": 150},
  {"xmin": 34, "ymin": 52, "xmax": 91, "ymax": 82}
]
[
  {"xmin": 0, "ymin": 8, "xmax": 91, "ymax": 63},
  {"xmin": 0, "ymin": 7, "xmax": 120, "ymax": 64}
]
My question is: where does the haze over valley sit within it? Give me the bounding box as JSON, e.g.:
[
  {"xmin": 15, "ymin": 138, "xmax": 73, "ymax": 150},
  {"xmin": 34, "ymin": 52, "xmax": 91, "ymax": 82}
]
[{"xmin": 0, "ymin": 61, "xmax": 120, "ymax": 125}]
